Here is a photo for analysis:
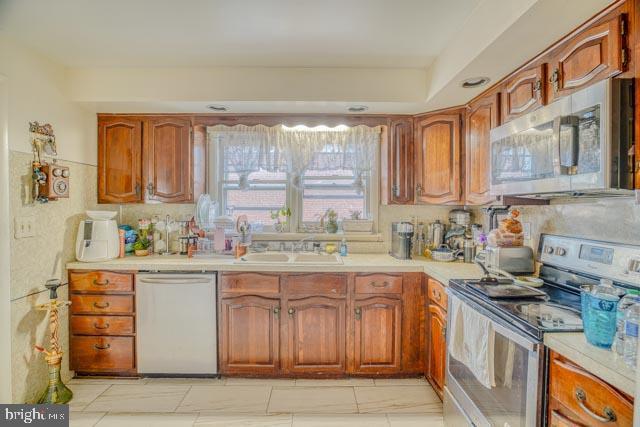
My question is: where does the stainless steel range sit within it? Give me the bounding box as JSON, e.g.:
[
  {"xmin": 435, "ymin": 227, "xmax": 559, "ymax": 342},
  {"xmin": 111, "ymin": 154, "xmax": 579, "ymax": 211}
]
[{"xmin": 444, "ymin": 234, "xmax": 640, "ymax": 427}]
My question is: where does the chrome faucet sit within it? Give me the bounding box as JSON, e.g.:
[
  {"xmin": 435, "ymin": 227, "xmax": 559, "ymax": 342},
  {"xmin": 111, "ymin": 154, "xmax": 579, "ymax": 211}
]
[{"xmin": 293, "ymin": 236, "xmax": 315, "ymax": 252}]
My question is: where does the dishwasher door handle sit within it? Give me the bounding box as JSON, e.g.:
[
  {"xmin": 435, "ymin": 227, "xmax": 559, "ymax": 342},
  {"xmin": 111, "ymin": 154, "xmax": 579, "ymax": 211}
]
[{"xmin": 138, "ymin": 278, "xmax": 213, "ymax": 285}]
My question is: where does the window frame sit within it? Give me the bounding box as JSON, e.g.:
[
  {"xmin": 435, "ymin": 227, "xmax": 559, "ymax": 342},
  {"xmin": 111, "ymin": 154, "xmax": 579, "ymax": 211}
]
[{"xmin": 209, "ymin": 135, "xmax": 379, "ymax": 234}]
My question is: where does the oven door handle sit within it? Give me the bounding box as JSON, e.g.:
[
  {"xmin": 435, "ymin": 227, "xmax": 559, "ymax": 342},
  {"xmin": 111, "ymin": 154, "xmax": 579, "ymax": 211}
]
[{"xmin": 448, "ymin": 293, "xmax": 538, "ymax": 352}]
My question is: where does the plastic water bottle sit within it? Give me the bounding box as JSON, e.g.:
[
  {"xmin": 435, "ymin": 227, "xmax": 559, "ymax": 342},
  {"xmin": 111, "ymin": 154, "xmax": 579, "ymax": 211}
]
[
  {"xmin": 623, "ymin": 303, "xmax": 640, "ymax": 367},
  {"xmin": 614, "ymin": 290, "xmax": 640, "ymax": 355}
]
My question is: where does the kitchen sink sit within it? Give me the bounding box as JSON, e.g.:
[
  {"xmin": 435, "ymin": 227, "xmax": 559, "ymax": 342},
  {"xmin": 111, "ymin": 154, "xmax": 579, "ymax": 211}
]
[
  {"xmin": 291, "ymin": 253, "xmax": 342, "ymax": 264},
  {"xmin": 237, "ymin": 253, "xmax": 291, "ymax": 263},
  {"xmin": 236, "ymin": 252, "xmax": 343, "ymax": 265}
]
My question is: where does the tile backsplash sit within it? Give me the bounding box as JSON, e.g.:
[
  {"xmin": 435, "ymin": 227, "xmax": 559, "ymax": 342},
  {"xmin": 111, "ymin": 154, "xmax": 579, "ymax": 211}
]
[{"xmin": 9, "ymin": 150, "xmax": 98, "ymax": 403}]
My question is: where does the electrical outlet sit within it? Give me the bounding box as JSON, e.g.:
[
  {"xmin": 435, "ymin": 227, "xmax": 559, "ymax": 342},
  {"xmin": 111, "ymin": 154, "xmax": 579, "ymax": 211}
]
[
  {"xmin": 14, "ymin": 216, "xmax": 37, "ymax": 238},
  {"xmin": 523, "ymin": 222, "xmax": 532, "ymax": 240}
]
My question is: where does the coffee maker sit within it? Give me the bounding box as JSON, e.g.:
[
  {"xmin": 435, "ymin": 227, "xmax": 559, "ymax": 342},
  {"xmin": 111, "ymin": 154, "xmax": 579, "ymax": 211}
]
[{"xmin": 390, "ymin": 222, "xmax": 414, "ymax": 259}]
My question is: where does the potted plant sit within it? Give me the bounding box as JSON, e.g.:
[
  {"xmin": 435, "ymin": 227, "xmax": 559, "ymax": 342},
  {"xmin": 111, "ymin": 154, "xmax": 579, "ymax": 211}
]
[
  {"xmin": 323, "ymin": 208, "xmax": 339, "ymax": 234},
  {"xmin": 133, "ymin": 237, "xmax": 151, "ymax": 256},
  {"xmin": 270, "ymin": 207, "xmax": 292, "ymax": 233},
  {"xmin": 342, "ymin": 210, "xmax": 374, "ymax": 233}
]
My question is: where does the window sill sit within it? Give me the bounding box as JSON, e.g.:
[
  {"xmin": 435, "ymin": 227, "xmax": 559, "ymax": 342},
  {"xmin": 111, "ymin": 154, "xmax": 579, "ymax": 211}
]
[{"xmin": 251, "ymin": 232, "xmax": 383, "ymax": 242}]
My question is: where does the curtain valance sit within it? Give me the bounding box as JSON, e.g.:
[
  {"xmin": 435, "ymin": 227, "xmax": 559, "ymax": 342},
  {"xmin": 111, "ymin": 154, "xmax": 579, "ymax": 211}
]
[{"xmin": 206, "ymin": 124, "xmax": 381, "ymax": 190}]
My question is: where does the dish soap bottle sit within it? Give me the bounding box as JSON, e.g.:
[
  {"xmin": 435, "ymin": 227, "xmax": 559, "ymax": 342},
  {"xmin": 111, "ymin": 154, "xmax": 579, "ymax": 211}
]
[{"xmin": 339, "ymin": 238, "xmax": 348, "ymax": 256}]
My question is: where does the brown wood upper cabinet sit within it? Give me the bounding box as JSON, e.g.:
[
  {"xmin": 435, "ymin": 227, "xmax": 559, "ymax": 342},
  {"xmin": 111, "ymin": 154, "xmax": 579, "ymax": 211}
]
[
  {"xmin": 465, "ymin": 93, "xmax": 499, "ymax": 205},
  {"xmin": 98, "ymin": 118, "xmax": 143, "ymax": 203},
  {"xmin": 414, "ymin": 112, "xmax": 462, "ymax": 205},
  {"xmin": 382, "ymin": 117, "xmax": 414, "ymax": 204},
  {"xmin": 98, "ymin": 115, "xmax": 197, "ymax": 204},
  {"xmin": 144, "ymin": 117, "xmax": 193, "ymax": 203},
  {"xmin": 501, "ymin": 64, "xmax": 545, "ymax": 123},
  {"xmin": 548, "ymin": 14, "xmax": 626, "ymax": 102}
]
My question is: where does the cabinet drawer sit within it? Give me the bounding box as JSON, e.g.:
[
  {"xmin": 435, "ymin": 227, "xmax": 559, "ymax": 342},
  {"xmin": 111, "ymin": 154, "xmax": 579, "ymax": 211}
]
[
  {"xmin": 69, "ymin": 271, "xmax": 133, "ymax": 293},
  {"xmin": 71, "ymin": 315, "xmax": 134, "ymax": 335},
  {"xmin": 287, "ymin": 273, "xmax": 346, "ymax": 295},
  {"xmin": 71, "ymin": 336, "xmax": 135, "ymax": 373},
  {"xmin": 220, "ymin": 273, "xmax": 280, "ymax": 294},
  {"xmin": 71, "ymin": 295, "xmax": 134, "ymax": 315},
  {"xmin": 428, "ymin": 278, "xmax": 447, "ymax": 310},
  {"xmin": 355, "ymin": 274, "xmax": 402, "ymax": 294},
  {"xmin": 549, "ymin": 352, "xmax": 633, "ymax": 426}
]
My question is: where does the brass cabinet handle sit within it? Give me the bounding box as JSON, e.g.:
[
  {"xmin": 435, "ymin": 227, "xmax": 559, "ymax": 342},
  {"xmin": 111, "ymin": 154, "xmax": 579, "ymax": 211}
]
[
  {"xmin": 369, "ymin": 281, "xmax": 390, "ymax": 288},
  {"xmin": 274, "ymin": 307, "xmax": 281, "ymax": 318},
  {"xmin": 575, "ymin": 388, "xmax": 616, "ymax": 423},
  {"xmin": 93, "ymin": 322, "xmax": 110, "ymax": 330},
  {"xmin": 391, "ymin": 184, "xmax": 400, "ymax": 198},
  {"xmin": 550, "ymin": 68, "xmax": 560, "ymax": 93},
  {"xmin": 534, "ymin": 79, "xmax": 542, "ymax": 99},
  {"xmin": 442, "ymin": 325, "xmax": 447, "ymax": 337},
  {"xmin": 416, "ymin": 184, "xmax": 423, "ymax": 196},
  {"xmin": 355, "ymin": 307, "xmax": 362, "ymax": 321},
  {"xmin": 92, "ymin": 279, "xmax": 110, "ymax": 286},
  {"xmin": 93, "ymin": 302, "xmax": 110, "ymax": 309},
  {"xmin": 94, "ymin": 343, "xmax": 111, "ymax": 350},
  {"xmin": 288, "ymin": 307, "xmax": 295, "ymax": 316},
  {"xmin": 147, "ymin": 182, "xmax": 155, "ymax": 196}
]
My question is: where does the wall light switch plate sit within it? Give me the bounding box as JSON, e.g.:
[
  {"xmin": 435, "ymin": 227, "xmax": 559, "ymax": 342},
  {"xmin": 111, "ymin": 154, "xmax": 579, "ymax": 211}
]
[
  {"xmin": 523, "ymin": 222, "xmax": 531, "ymax": 240},
  {"xmin": 14, "ymin": 216, "xmax": 37, "ymax": 238}
]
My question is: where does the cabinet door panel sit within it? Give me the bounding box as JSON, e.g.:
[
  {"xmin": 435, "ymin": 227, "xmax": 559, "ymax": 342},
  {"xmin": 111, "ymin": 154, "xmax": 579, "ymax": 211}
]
[
  {"xmin": 502, "ymin": 65, "xmax": 545, "ymax": 122},
  {"xmin": 286, "ymin": 296, "xmax": 346, "ymax": 374},
  {"xmin": 427, "ymin": 304, "xmax": 446, "ymax": 397},
  {"xmin": 146, "ymin": 117, "xmax": 192, "ymax": 202},
  {"xmin": 550, "ymin": 15, "xmax": 624, "ymax": 101},
  {"xmin": 414, "ymin": 113, "xmax": 461, "ymax": 204},
  {"xmin": 353, "ymin": 296, "xmax": 402, "ymax": 374},
  {"xmin": 98, "ymin": 118, "xmax": 142, "ymax": 203},
  {"xmin": 220, "ymin": 296, "xmax": 280, "ymax": 374},
  {"xmin": 383, "ymin": 118, "xmax": 414, "ymax": 204},
  {"xmin": 465, "ymin": 93, "xmax": 499, "ymax": 205}
]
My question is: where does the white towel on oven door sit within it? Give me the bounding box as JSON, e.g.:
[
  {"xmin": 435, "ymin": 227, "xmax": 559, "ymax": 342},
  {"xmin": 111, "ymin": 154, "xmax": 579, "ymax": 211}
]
[{"xmin": 449, "ymin": 296, "xmax": 496, "ymax": 389}]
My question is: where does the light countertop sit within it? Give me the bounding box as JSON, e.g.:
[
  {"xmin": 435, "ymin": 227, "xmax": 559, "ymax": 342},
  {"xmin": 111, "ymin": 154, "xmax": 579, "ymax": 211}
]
[
  {"xmin": 66, "ymin": 253, "xmax": 484, "ymax": 285},
  {"xmin": 544, "ymin": 332, "xmax": 636, "ymax": 396}
]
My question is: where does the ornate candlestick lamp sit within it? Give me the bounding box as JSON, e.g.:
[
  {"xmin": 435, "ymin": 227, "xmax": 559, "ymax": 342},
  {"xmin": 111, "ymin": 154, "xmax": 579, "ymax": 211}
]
[{"xmin": 34, "ymin": 279, "xmax": 73, "ymax": 404}]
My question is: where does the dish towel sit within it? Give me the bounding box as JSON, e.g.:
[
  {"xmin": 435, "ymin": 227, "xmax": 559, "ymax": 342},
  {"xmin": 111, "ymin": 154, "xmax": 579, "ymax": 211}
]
[{"xmin": 449, "ymin": 296, "xmax": 496, "ymax": 389}]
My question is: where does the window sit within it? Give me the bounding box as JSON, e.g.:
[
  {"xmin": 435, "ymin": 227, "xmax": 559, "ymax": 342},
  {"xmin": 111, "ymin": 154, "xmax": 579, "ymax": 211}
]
[
  {"xmin": 221, "ymin": 169, "xmax": 287, "ymax": 225},
  {"xmin": 210, "ymin": 126, "xmax": 379, "ymax": 233},
  {"xmin": 300, "ymin": 168, "xmax": 368, "ymax": 225}
]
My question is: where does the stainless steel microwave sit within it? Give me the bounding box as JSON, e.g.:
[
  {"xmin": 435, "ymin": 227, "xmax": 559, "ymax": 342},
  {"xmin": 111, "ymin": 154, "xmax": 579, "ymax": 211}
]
[{"xmin": 489, "ymin": 78, "xmax": 634, "ymax": 198}]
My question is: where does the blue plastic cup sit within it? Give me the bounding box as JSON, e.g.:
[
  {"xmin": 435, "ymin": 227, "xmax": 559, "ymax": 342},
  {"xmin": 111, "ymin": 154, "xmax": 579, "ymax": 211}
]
[{"xmin": 581, "ymin": 285, "xmax": 623, "ymax": 348}]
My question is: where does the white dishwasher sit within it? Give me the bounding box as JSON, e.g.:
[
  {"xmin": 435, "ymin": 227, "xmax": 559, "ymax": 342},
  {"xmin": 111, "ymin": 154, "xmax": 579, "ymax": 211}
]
[{"xmin": 136, "ymin": 272, "xmax": 217, "ymax": 375}]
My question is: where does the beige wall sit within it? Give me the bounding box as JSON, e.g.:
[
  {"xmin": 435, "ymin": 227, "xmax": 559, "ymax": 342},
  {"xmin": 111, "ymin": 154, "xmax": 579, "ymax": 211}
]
[{"xmin": 3, "ymin": 36, "xmax": 97, "ymax": 403}]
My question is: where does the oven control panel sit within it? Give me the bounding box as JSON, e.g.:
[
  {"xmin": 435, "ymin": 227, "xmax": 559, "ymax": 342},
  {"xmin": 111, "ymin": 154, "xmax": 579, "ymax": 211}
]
[{"xmin": 539, "ymin": 234, "xmax": 640, "ymax": 288}]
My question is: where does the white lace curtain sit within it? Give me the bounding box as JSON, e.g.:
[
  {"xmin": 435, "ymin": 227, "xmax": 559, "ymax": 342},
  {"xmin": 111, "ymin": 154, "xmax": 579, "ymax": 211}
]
[{"xmin": 207, "ymin": 124, "xmax": 381, "ymax": 191}]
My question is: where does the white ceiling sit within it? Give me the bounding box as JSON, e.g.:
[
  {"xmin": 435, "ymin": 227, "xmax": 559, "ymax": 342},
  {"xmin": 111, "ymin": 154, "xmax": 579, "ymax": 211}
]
[
  {"xmin": 0, "ymin": 0, "xmax": 482, "ymax": 68},
  {"xmin": 0, "ymin": 0, "xmax": 615, "ymax": 113}
]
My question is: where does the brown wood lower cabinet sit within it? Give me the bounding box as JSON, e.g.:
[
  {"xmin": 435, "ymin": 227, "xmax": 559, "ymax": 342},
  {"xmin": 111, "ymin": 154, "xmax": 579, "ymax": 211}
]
[
  {"xmin": 548, "ymin": 351, "xmax": 634, "ymax": 427},
  {"xmin": 353, "ymin": 296, "xmax": 402, "ymax": 373},
  {"xmin": 285, "ymin": 296, "xmax": 346, "ymax": 374},
  {"xmin": 219, "ymin": 295, "xmax": 281, "ymax": 375},
  {"xmin": 425, "ymin": 276, "xmax": 447, "ymax": 399},
  {"xmin": 69, "ymin": 270, "xmax": 136, "ymax": 375},
  {"xmin": 218, "ymin": 272, "xmax": 424, "ymax": 377}
]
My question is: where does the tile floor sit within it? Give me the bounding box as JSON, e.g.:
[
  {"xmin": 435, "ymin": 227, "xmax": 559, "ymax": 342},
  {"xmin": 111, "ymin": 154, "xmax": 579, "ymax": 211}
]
[{"xmin": 67, "ymin": 377, "xmax": 444, "ymax": 426}]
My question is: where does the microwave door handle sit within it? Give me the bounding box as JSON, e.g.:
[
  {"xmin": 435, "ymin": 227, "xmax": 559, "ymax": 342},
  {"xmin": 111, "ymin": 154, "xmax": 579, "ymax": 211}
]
[{"xmin": 556, "ymin": 115, "xmax": 580, "ymax": 175}]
